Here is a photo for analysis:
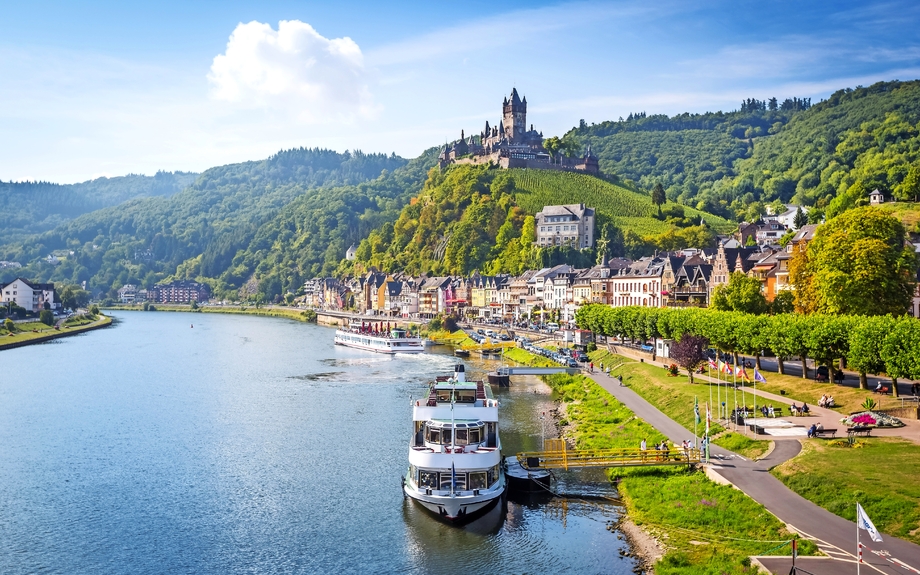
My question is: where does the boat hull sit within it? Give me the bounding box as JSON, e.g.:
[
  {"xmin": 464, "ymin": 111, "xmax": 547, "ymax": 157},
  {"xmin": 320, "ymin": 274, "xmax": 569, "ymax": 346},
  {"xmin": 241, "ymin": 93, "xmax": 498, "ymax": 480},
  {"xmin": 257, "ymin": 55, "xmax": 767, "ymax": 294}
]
[{"xmin": 404, "ymin": 481, "xmax": 505, "ymax": 522}]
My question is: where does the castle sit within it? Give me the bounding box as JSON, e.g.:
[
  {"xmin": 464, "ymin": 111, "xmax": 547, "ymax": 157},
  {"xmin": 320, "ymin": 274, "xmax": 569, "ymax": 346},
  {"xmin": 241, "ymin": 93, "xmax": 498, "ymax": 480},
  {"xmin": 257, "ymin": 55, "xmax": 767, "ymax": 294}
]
[{"xmin": 438, "ymin": 88, "xmax": 599, "ymax": 174}]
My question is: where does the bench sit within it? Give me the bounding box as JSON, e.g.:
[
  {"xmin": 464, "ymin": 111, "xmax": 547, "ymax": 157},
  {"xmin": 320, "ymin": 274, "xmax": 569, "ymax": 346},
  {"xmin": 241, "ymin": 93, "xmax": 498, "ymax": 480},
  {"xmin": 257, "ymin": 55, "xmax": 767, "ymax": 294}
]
[
  {"xmin": 748, "ymin": 424, "xmax": 766, "ymax": 435},
  {"xmin": 814, "ymin": 428, "xmax": 837, "ymax": 438},
  {"xmin": 848, "ymin": 426, "xmax": 872, "ymax": 437}
]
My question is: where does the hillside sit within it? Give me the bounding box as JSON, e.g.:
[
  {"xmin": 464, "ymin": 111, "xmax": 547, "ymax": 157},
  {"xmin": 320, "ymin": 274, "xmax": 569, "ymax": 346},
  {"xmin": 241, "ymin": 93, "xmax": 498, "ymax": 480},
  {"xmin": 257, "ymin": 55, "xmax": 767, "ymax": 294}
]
[
  {"xmin": 569, "ymin": 81, "xmax": 920, "ymax": 223},
  {"xmin": 0, "ymin": 148, "xmax": 420, "ymax": 299},
  {"xmin": 351, "ymin": 165, "xmax": 733, "ymax": 277},
  {"xmin": 0, "ymin": 171, "xmax": 197, "ymax": 243}
]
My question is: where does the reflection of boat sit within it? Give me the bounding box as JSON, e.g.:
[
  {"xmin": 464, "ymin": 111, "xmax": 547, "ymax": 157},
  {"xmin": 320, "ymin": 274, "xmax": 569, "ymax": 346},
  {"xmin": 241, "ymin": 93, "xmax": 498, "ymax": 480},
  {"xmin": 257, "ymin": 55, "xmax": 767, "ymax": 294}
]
[
  {"xmin": 404, "ymin": 364, "xmax": 505, "ymax": 522},
  {"xmin": 334, "ymin": 320, "xmax": 424, "ymax": 354},
  {"xmin": 454, "ymin": 349, "xmax": 470, "ymax": 358}
]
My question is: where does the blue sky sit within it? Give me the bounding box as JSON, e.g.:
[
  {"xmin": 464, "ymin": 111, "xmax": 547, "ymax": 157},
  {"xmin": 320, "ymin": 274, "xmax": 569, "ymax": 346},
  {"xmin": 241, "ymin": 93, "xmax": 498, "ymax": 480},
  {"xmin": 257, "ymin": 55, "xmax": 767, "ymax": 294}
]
[{"xmin": 2, "ymin": 0, "xmax": 920, "ymax": 183}]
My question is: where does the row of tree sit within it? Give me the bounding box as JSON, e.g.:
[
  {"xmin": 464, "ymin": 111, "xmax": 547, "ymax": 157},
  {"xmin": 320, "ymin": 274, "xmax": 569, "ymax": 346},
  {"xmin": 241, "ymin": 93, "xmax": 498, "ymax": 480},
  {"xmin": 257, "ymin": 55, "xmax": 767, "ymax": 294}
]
[{"xmin": 575, "ymin": 304, "xmax": 920, "ymax": 397}]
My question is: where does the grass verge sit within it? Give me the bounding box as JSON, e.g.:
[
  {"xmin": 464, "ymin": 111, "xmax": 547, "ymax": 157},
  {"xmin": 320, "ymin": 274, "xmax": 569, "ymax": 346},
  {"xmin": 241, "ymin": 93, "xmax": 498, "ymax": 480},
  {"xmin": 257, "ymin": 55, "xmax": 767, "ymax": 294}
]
[
  {"xmin": 589, "ymin": 349, "xmax": 771, "ymax": 460},
  {"xmin": 750, "ymin": 370, "xmax": 892, "ymax": 414},
  {"xmin": 771, "ymin": 437, "xmax": 920, "ymax": 544},
  {"xmin": 1, "ymin": 314, "xmax": 111, "ymax": 348}
]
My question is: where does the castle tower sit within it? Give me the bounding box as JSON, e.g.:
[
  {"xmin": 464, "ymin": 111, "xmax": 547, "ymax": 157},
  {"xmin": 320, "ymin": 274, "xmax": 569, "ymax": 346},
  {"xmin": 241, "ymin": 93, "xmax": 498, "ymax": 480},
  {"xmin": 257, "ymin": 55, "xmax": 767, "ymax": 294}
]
[{"xmin": 502, "ymin": 88, "xmax": 526, "ymax": 143}]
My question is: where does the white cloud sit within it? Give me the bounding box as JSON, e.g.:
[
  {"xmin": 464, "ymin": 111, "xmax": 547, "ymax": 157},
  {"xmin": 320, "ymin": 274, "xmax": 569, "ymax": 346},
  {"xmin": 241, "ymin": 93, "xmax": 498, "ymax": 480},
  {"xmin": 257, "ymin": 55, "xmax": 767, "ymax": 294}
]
[{"xmin": 208, "ymin": 20, "xmax": 377, "ymax": 123}]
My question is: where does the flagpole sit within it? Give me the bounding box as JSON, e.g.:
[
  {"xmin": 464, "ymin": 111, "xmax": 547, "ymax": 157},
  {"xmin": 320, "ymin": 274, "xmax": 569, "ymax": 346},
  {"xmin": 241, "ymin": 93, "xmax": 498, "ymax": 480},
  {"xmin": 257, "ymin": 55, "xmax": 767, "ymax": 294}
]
[
  {"xmin": 857, "ymin": 502, "xmax": 861, "ymax": 575},
  {"xmin": 694, "ymin": 396, "xmax": 698, "ymax": 448}
]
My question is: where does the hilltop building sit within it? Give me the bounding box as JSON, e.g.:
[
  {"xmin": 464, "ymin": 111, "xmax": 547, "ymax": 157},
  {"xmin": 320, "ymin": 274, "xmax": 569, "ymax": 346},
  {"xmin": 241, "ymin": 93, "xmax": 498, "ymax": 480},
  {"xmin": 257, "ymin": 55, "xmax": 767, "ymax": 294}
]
[{"xmin": 438, "ymin": 88, "xmax": 599, "ymax": 174}]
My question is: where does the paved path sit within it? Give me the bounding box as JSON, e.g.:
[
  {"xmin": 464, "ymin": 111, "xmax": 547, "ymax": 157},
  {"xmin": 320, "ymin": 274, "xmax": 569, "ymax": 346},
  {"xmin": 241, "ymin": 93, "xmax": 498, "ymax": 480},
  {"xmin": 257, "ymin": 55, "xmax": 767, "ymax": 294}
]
[{"xmin": 586, "ymin": 367, "xmax": 920, "ymax": 575}]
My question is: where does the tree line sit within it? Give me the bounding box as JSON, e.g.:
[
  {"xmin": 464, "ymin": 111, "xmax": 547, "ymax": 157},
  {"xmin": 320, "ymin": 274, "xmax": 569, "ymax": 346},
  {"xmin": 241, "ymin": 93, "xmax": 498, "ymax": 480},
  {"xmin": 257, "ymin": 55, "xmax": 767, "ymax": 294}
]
[{"xmin": 575, "ymin": 304, "xmax": 920, "ymax": 397}]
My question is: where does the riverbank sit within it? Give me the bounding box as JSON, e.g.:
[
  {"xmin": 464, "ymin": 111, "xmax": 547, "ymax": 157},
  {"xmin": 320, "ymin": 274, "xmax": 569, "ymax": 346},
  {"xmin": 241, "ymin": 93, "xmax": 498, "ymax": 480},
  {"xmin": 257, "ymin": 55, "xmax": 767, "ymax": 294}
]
[
  {"xmin": 503, "ymin": 346, "xmax": 813, "ymax": 573},
  {"xmin": 104, "ymin": 304, "xmax": 317, "ymax": 323},
  {"xmin": 0, "ymin": 313, "xmax": 112, "ymax": 351}
]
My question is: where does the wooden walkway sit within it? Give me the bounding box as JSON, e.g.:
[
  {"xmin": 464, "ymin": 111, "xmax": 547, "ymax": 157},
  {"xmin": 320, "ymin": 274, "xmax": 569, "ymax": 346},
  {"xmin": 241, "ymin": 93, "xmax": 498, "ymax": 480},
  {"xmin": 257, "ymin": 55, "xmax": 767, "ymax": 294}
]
[{"xmin": 517, "ymin": 439, "xmax": 701, "ymax": 471}]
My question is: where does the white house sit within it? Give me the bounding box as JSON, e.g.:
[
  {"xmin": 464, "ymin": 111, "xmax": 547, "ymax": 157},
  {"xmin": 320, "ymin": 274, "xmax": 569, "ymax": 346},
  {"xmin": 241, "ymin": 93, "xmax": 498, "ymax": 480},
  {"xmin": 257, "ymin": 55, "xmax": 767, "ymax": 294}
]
[
  {"xmin": 869, "ymin": 189, "xmax": 885, "ymax": 205},
  {"xmin": 0, "ymin": 278, "xmax": 59, "ymax": 312}
]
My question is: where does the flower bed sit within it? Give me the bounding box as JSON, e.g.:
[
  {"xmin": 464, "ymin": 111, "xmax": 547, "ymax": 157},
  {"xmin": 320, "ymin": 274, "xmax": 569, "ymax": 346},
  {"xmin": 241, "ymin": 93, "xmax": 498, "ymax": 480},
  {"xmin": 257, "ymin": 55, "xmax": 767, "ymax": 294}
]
[{"xmin": 840, "ymin": 411, "xmax": 905, "ymax": 428}]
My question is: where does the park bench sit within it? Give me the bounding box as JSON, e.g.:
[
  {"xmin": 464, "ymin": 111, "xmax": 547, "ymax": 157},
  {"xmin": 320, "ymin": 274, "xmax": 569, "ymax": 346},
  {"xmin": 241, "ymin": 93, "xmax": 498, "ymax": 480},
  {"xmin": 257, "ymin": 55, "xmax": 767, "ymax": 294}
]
[
  {"xmin": 848, "ymin": 426, "xmax": 872, "ymax": 437},
  {"xmin": 748, "ymin": 424, "xmax": 766, "ymax": 435},
  {"xmin": 814, "ymin": 428, "xmax": 837, "ymax": 438}
]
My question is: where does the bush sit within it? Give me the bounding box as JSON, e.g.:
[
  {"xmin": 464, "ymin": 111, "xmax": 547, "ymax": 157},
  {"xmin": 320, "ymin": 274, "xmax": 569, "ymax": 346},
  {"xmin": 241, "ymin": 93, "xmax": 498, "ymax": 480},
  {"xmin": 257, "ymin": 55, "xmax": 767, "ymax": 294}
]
[
  {"xmin": 39, "ymin": 310, "xmax": 55, "ymax": 326},
  {"xmin": 3, "ymin": 318, "xmax": 14, "ymax": 332},
  {"xmin": 90, "ymin": 304, "xmax": 100, "ymax": 315},
  {"xmin": 428, "ymin": 315, "xmax": 443, "ymax": 331}
]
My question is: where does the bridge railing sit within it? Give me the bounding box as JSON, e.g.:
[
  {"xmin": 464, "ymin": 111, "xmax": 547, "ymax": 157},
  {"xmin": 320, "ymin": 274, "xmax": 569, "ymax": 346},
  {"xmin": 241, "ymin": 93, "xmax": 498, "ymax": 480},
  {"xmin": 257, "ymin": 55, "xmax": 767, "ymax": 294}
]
[{"xmin": 517, "ymin": 446, "xmax": 701, "ymax": 471}]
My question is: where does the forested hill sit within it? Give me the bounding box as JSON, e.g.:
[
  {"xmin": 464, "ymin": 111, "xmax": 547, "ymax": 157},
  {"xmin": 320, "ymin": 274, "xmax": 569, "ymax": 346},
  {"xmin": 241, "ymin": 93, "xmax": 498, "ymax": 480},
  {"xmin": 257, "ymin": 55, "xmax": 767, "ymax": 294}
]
[
  {"xmin": 0, "ymin": 171, "xmax": 197, "ymax": 242},
  {"xmin": 350, "ymin": 164, "xmax": 733, "ymax": 277},
  {"xmin": 569, "ymin": 80, "xmax": 920, "ymax": 224},
  {"xmin": 0, "ymin": 148, "xmax": 424, "ymax": 299}
]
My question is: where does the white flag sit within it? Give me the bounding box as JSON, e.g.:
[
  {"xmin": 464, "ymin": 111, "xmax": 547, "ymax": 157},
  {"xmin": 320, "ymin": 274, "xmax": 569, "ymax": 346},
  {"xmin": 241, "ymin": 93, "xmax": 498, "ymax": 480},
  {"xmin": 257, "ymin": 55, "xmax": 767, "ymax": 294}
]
[{"xmin": 857, "ymin": 503, "xmax": 883, "ymax": 542}]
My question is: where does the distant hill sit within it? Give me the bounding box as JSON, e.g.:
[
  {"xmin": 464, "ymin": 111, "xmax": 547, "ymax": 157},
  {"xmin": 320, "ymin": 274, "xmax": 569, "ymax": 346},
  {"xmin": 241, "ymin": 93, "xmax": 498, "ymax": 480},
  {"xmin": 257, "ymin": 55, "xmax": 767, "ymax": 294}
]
[
  {"xmin": 569, "ymin": 81, "xmax": 920, "ymax": 223},
  {"xmin": 0, "ymin": 148, "xmax": 417, "ymax": 299},
  {"xmin": 0, "ymin": 171, "xmax": 197, "ymax": 242}
]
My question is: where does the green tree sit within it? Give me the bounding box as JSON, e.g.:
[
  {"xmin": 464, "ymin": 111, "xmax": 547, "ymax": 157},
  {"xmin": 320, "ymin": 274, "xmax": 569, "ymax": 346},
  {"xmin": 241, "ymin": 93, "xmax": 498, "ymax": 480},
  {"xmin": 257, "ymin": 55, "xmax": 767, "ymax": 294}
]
[
  {"xmin": 3, "ymin": 318, "xmax": 13, "ymax": 332},
  {"xmin": 793, "ymin": 207, "xmax": 808, "ymax": 229},
  {"xmin": 796, "ymin": 207, "xmax": 918, "ymax": 316},
  {"xmin": 848, "ymin": 316, "xmax": 892, "ymax": 390},
  {"xmin": 711, "ymin": 272, "xmax": 768, "ymax": 315},
  {"xmin": 650, "ymin": 182, "xmax": 666, "ymax": 217},
  {"xmin": 39, "ymin": 309, "xmax": 55, "ymax": 326},
  {"xmin": 770, "ymin": 290, "xmax": 795, "ymax": 315},
  {"xmin": 879, "ymin": 316, "xmax": 920, "ymax": 397},
  {"xmin": 543, "ymin": 136, "xmax": 563, "ymax": 158}
]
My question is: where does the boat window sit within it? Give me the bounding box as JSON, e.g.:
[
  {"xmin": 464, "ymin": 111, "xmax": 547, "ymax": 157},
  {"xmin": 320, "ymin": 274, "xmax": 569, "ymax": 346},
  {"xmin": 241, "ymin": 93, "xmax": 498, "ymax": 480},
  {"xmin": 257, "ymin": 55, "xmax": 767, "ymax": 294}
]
[
  {"xmin": 457, "ymin": 390, "xmax": 476, "ymax": 403},
  {"xmin": 469, "ymin": 427, "xmax": 481, "ymax": 444},
  {"xmin": 487, "ymin": 466, "xmax": 496, "ymax": 486},
  {"xmin": 428, "ymin": 428, "xmax": 440, "ymax": 444},
  {"xmin": 439, "ymin": 473, "xmax": 453, "ymax": 490},
  {"xmin": 419, "ymin": 470, "xmax": 438, "ymax": 488},
  {"xmin": 455, "ymin": 429, "xmax": 468, "ymax": 445},
  {"xmin": 441, "ymin": 429, "xmax": 452, "ymax": 444},
  {"xmin": 469, "ymin": 471, "xmax": 487, "ymax": 490},
  {"xmin": 454, "ymin": 473, "xmax": 467, "ymax": 490},
  {"xmin": 436, "ymin": 390, "xmax": 451, "ymax": 402}
]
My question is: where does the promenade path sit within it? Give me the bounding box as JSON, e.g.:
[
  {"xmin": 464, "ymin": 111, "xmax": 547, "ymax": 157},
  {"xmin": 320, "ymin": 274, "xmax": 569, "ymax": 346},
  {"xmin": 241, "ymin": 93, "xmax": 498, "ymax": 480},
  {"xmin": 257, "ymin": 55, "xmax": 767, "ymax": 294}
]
[{"xmin": 584, "ymin": 354, "xmax": 920, "ymax": 574}]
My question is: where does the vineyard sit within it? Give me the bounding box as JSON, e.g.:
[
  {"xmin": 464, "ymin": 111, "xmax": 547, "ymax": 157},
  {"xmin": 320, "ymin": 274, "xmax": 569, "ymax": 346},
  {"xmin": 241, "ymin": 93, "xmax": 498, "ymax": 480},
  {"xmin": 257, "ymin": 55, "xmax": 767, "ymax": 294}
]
[{"xmin": 509, "ymin": 169, "xmax": 734, "ymax": 235}]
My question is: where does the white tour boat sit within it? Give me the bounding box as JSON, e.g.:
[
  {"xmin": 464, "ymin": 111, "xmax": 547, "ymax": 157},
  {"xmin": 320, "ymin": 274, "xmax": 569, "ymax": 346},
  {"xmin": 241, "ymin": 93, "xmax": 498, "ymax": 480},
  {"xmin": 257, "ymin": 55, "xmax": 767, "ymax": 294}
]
[
  {"xmin": 334, "ymin": 320, "xmax": 425, "ymax": 354},
  {"xmin": 404, "ymin": 364, "xmax": 505, "ymax": 522}
]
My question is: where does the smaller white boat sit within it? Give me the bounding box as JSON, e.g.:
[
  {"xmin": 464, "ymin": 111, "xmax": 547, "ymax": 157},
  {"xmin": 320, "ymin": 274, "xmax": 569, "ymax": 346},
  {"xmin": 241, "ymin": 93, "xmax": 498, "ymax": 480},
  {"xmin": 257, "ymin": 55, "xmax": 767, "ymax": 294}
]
[{"xmin": 334, "ymin": 320, "xmax": 424, "ymax": 354}]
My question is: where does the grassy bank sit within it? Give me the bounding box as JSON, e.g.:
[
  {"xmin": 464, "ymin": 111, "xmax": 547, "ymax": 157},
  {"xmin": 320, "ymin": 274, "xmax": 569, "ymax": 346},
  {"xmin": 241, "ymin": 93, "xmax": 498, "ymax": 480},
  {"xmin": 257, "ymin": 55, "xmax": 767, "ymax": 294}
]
[
  {"xmin": 105, "ymin": 304, "xmax": 317, "ymax": 323},
  {"xmin": 748, "ymin": 370, "xmax": 892, "ymax": 414},
  {"xmin": 1, "ymin": 313, "xmax": 111, "ymax": 349},
  {"xmin": 589, "ymin": 350, "xmax": 771, "ymax": 460},
  {"xmin": 506, "ymin": 347, "xmax": 814, "ymax": 571},
  {"xmin": 771, "ymin": 437, "xmax": 920, "ymax": 544}
]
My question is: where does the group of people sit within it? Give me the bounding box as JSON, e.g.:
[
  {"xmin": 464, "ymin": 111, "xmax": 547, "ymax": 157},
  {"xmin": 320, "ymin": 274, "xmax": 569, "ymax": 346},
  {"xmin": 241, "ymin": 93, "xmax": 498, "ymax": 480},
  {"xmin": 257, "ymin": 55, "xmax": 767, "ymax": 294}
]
[
  {"xmin": 789, "ymin": 402, "xmax": 810, "ymax": 415},
  {"xmin": 817, "ymin": 394, "xmax": 836, "ymax": 408}
]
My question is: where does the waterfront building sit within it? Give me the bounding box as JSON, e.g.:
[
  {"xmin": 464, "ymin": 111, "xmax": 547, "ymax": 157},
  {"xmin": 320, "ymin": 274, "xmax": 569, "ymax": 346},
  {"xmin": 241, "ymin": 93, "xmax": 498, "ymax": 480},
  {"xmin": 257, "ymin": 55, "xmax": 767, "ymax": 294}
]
[
  {"xmin": 148, "ymin": 280, "xmax": 210, "ymax": 304},
  {"xmin": 0, "ymin": 277, "xmax": 59, "ymax": 312}
]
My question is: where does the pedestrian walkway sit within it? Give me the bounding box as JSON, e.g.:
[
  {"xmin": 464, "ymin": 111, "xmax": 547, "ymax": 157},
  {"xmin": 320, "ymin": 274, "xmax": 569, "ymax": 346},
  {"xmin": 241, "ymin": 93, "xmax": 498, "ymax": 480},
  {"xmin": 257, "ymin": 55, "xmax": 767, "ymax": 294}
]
[{"xmin": 585, "ymin": 366, "xmax": 920, "ymax": 574}]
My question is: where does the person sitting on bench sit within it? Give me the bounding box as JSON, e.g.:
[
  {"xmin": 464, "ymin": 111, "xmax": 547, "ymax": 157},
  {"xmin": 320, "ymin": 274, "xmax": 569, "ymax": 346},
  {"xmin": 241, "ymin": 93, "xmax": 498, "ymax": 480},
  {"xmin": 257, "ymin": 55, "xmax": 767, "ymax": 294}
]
[
  {"xmin": 876, "ymin": 381, "xmax": 883, "ymax": 392},
  {"xmin": 807, "ymin": 423, "xmax": 817, "ymax": 438},
  {"xmin": 768, "ymin": 405, "xmax": 775, "ymax": 417},
  {"xmin": 802, "ymin": 403, "xmax": 810, "ymax": 415}
]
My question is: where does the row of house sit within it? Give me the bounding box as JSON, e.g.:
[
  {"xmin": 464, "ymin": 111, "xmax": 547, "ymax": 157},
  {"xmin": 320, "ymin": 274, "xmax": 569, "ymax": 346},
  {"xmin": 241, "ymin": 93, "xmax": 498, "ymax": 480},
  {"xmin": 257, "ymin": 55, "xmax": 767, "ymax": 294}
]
[
  {"xmin": 117, "ymin": 280, "xmax": 210, "ymax": 304},
  {"xmin": 300, "ymin": 224, "xmax": 823, "ymax": 323}
]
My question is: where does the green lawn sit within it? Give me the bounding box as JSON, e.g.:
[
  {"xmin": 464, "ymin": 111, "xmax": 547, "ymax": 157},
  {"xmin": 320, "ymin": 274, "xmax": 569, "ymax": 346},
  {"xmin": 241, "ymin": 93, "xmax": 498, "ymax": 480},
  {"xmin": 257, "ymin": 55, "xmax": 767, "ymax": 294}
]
[
  {"xmin": 771, "ymin": 437, "xmax": 920, "ymax": 544},
  {"xmin": 1, "ymin": 314, "xmax": 110, "ymax": 348},
  {"xmin": 589, "ymin": 350, "xmax": 771, "ymax": 460}
]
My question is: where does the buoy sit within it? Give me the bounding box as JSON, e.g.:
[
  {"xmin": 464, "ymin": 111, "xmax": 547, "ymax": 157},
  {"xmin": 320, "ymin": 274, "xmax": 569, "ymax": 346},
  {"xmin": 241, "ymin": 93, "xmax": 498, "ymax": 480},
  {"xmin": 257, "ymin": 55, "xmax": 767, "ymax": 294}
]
[{"xmin": 191, "ymin": 324, "xmax": 194, "ymax": 328}]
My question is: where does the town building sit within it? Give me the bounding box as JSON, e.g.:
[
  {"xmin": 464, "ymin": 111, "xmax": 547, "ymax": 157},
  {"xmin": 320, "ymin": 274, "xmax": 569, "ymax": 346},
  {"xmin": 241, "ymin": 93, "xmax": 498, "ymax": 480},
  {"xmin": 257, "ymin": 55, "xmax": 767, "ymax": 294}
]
[
  {"xmin": 535, "ymin": 204, "xmax": 596, "ymax": 248},
  {"xmin": 148, "ymin": 280, "xmax": 210, "ymax": 304},
  {"xmin": 0, "ymin": 278, "xmax": 59, "ymax": 312}
]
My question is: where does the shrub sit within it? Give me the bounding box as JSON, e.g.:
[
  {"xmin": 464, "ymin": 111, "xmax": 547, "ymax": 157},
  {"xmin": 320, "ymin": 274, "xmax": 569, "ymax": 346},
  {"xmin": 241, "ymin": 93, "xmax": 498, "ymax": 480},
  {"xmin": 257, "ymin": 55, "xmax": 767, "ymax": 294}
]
[
  {"xmin": 3, "ymin": 318, "xmax": 13, "ymax": 332},
  {"xmin": 39, "ymin": 309, "xmax": 55, "ymax": 326},
  {"xmin": 862, "ymin": 398, "xmax": 877, "ymax": 411},
  {"xmin": 90, "ymin": 304, "xmax": 100, "ymax": 315}
]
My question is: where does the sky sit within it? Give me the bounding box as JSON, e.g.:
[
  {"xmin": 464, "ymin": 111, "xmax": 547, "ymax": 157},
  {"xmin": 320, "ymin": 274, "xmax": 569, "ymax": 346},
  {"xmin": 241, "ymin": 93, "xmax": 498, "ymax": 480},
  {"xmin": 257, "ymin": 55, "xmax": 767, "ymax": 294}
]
[{"xmin": 2, "ymin": 0, "xmax": 920, "ymax": 183}]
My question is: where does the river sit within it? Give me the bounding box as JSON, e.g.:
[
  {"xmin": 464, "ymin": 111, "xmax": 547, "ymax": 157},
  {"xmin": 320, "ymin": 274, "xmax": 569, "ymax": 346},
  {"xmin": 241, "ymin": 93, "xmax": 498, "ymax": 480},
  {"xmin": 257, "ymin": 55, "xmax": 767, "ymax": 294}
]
[{"xmin": 0, "ymin": 311, "xmax": 637, "ymax": 574}]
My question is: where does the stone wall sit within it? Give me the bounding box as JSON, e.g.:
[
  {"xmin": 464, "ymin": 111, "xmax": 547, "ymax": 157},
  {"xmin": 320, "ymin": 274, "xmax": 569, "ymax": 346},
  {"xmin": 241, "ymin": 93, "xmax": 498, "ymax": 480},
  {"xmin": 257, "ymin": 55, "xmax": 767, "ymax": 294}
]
[{"xmin": 877, "ymin": 406, "xmax": 919, "ymax": 420}]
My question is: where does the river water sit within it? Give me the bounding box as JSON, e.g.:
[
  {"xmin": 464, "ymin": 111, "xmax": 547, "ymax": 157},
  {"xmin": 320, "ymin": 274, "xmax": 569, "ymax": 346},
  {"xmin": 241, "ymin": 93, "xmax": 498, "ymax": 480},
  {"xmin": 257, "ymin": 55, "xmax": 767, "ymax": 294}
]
[{"xmin": 0, "ymin": 311, "xmax": 637, "ymax": 574}]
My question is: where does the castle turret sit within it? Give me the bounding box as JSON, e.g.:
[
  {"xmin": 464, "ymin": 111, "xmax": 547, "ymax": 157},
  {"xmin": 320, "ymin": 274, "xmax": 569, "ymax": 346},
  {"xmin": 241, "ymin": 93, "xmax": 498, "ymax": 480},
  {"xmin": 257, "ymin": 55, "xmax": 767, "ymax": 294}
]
[{"xmin": 503, "ymin": 88, "xmax": 527, "ymax": 142}]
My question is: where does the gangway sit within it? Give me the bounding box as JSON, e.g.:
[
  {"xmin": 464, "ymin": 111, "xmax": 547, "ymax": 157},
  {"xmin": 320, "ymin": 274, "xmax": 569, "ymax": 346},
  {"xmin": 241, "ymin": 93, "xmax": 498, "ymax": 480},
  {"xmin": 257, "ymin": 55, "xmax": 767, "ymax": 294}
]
[{"xmin": 518, "ymin": 439, "xmax": 701, "ymax": 471}]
